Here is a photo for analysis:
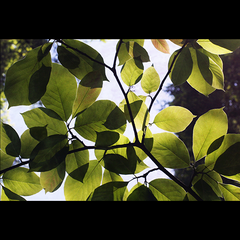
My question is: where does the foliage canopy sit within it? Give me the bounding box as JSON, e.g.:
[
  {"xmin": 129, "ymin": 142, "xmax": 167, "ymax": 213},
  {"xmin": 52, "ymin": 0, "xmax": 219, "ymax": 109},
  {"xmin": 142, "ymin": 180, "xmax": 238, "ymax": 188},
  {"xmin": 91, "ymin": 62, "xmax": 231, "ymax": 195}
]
[{"xmin": 1, "ymin": 39, "xmax": 240, "ymax": 201}]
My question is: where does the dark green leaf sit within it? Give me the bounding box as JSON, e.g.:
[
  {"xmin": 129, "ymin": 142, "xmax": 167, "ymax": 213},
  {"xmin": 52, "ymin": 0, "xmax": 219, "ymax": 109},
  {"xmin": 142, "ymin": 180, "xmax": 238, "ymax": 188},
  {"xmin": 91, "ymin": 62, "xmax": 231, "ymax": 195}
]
[
  {"xmin": 210, "ymin": 39, "xmax": 240, "ymax": 52},
  {"xmin": 169, "ymin": 47, "xmax": 193, "ymax": 86},
  {"xmin": 88, "ymin": 181, "xmax": 128, "ymax": 201},
  {"xmin": 126, "ymin": 41, "xmax": 150, "ymax": 62},
  {"xmin": 69, "ymin": 163, "xmax": 89, "ymax": 182},
  {"xmin": 28, "ymin": 63, "xmax": 51, "ymax": 104},
  {"xmin": 29, "ymin": 125, "xmax": 47, "ymax": 141},
  {"xmin": 57, "ymin": 46, "xmax": 80, "ymax": 69},
  {"xmin": 193, "ymin": 179, "xmax": 220, "ymax": 201},
  {"xmin": 95, "ymin": 131, "xmax": 120, "ymax": 147},
  {"xmin": 29, "ymin": 135, "xmax": 68, "ymax": 172},
  {"xmin": 127, "ymin": 184, "xmax": 157, "ymax": 201},
  {"xmin": 214, "ymin": 142, "xmax": 240, "ymax": 176}
]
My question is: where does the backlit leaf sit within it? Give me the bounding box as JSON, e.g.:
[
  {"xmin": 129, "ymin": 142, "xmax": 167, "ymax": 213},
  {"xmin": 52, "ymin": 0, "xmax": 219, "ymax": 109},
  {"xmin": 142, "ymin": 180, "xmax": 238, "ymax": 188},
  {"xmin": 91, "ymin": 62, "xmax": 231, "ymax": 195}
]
[
  {"xmin": 21, "ymin": 107, "xmax": 68, "ymax": 136},
  {"xmin": 151, "ymin": 132, "xmax": 190, "ymax": 169},
  {"xmin": 72, "ymin": 70, "xmax": 102, "ymax": 118},
  {"xmin": 193, "ymin": 108, "xmax": 228, "ymax": 161},
  {"xmin": 74, "ymin": 100, "xmax": 126, "ymax": 142},
  {"xmin": 64, "ymin": 160, "xmax": 102, "ymax": 201},
  {"xmin": 3, "ymin": 167, "xmax": 42, "ymax": 196},
  {"xmin": 219, "ymin": 183, "xmax": 240, "ymax": 201},
  {"xmin": 153, "ymin": 106, "xmax": 196, "ymax": 132},
  {"xmin": 149, "ymin": 179, "xmax": 186, "ymax": 201},
  {"xmin": 1, "ymin": 186, "xmax": 26, "ymax": 201},
  {"xmin": 141, "ymin": 66, "xmax": 160, "ymax": 94},
  {"xmin": 121, "ymin": 58, "xmax": 143, "ymax": 86},
  {"xmin": 41, "ymin": 63, "xmax": 77, "ymax": 121}
]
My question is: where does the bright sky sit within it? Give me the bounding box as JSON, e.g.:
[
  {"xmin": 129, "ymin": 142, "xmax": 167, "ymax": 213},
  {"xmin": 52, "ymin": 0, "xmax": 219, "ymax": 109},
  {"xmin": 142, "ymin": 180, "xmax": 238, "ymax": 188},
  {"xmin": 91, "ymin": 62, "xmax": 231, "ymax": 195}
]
[{"xmin": 5, "ymin": 39, "xmax": 180, "ymax": 200}]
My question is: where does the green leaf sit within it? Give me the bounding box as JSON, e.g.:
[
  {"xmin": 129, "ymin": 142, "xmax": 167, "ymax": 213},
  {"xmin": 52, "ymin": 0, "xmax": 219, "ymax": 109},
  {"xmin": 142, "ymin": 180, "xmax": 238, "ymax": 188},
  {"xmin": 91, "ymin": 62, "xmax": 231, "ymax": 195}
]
[
  {"xmin": 187, "ymin": 48, "xmax": 216, "ymax": 96},
  {"xmin": 151, "ymin": 39, "xmax": 170, "ymax": 54},
  {"xmin": 193, "ymin": 108, "xmax": 228, "ymax": 161},
  {"xmin": 117, "ymin": 39, "xmax": 144, "ymax": 66},
  {"xmin": 126, "ymin": 41, "xmax": 150, "ymax": 62},
  {"xmin": 88, "ymin": 181, "xmax": 128, "ymax": 201},
  {"xmin": 103, "ymin": 148, "xmax": 137, "ymax": 175},
  {"xmin": 40, "ymin": 161, "xmax": 65, "ymax": 193},
  {"xmin": 102, "ymin": 169, "xmax": 123, "ymax": 185},
  {"xmin": 141, "ymin": 66, "xmax": 160, "ymax": 94},
  {"xmin": 30, "ymin": 125, "xmax": 47, "ymax": 141},
  {"xmin": 149, "ymin": 179, "xmax": 186, "ymax": 201},
  {"xmin": 57, "ymin": 39, "xmax": 107, "ymax": 81},
  {"xmin": 74, "ymin": 100, "xmax": 126, "ymax": 142},
  {"xmin": 21, "ymin": 107, "xmax": 68, "ymax": 136},
  {"xmin": 3, "ymin": 167, "xmax": 42, "ymax": 196},
  {"xmin": 95, "ymin": 131, "xmax": 120, "ymax": 147},
  {"xmin": 205, "ymin": 134, "xmax": 240, "ymax": 170},
  {"xmin": 197, "ymin": 39, "xmax": 240, "ymax": 55},
  {"xmin": 1, "ymin": 186, "xmax": 26, "ymax": 201},
  {"xmin": 119, "ymin": 91, "xmax": 150, "ymax": 130},
  {"xmin": 214, "ymin": 142, "xmax": 240, "ymax": 176},
  {"xmin": 169, "ymin": 47, "xmax": 193, "ymax": 86},
  {"xmin": 20, "ymin": 129, "xmax": 39, "ymax": 159},
  {"xmin": 5, "ymin": 43, "xmax": 52, "ymax": 107},
  {"xmin": 64, "ymin": 160, "xmax": 102, "ymax": 201},
  {"xmin": 0, "ymin": 122, "xmax": 21, "ymax": 157},
  {"xmin": 153, "ymin": 106, "xmax": 196, "ymax": 133},
  {"xmin": 0, "ymin": 150, "xmax": 15, "ymax": 171},
  {"xmin": 72, "ymin": 70, "xmax": 102, "ymax": 118},
  {"xmin": 41, "ymin": 63, "xmax": 77, "ymax": 121},
  {"xmin": 121, "ymin": 58, "xmax": 143, "ymax": 86},
  {"xmin": 219, "ymin": 183, "xmax": 240, "ymax": 201},
  {"xmin": 65, "ymin": 140, "xmax": 89, "ymax": 175},
  {"xmin": 68, "ymin": 163, "xmax": 89, "ymax": 182},
  {"xmin": 127, "ymin": 184, "xmax": 157, "ymax": 201},
  {"xmin": 193, "ymin": 178, "xmax": 220, "ymax": 201},
  {"xmin": 29, "ymin": 134, "xmax": 68, "ymax": 172},
  {"xmin": 151, "ymin": 132, "xmax": 190, "ymax": 169}
]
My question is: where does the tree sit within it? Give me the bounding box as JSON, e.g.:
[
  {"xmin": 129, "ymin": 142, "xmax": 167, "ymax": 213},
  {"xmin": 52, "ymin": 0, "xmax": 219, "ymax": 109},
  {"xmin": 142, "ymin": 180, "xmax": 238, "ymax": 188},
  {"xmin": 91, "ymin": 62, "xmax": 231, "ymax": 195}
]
[{"xmin": 1, "ymin": 39, "xmax": 240, "ymax": 201}]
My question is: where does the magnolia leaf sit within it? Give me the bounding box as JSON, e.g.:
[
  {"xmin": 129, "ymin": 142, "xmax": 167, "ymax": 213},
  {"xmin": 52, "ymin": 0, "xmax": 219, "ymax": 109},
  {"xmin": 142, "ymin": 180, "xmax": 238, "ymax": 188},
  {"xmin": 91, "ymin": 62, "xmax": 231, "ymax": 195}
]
[
  {"xmin": 169, "ymin": 47, "xmax": 193, "ymax": 86},
  {"xmin": 57, "ymin": 39, "xmax": 107, "ymax": 81},
  {"xmin": 0, "ymin": 122, "xmax": 21, "ymax": 157},
  {"xmin": 121, "ymin": 58, "xmax": 143, "ymax": 86},
  {"xmin": 75, "ymin": 100, "xmax": 126, "ymax": 142},
  {"xmin": 153, "ymin": 106, "xmax": 196, "ymax": 132},
  {"xmin": 193, "ymin": 108, "xmax": 228, "ymax": 161},
  {"xmin": 219, "ymin": 183, "xmax": 240, "ymax": 201},
  {"xmin": 64, "ymin": 160, "xmax": 102, "ymax": 201},
  {"xmin": 3, "ymin": 167, "xmax": 42, "ymax": 196},
  {"xmin": 1, "ymin": 186, "xmax": 26, "ymax": 201},
  {"xmin": 127, "ymin": 184, "xmax": 157, "ymax": 201},
  {"xmin": 151, "ymin": 132, "xmax": 190, "ymax": 169},
  {"xmin": 72, "ymin": 70, "xmax": 102, "ymax": 118},
  {"xmin": 149, "ymin": 179, "xmax": 186, "ymax": 201},
  {"xmin": 5, "ymin": 43, "xmax": 52, "ymax": 107},
  {"xmin": 21, "ymin": 107, "xmax": 67, "ymax": 136},
  {"xmin": 141, "ymin": 66, "xmax": 160, "ymax": 94},
  {"xmin": 41, "ymin": 63, "xmax": 77, "ymax": 121}
]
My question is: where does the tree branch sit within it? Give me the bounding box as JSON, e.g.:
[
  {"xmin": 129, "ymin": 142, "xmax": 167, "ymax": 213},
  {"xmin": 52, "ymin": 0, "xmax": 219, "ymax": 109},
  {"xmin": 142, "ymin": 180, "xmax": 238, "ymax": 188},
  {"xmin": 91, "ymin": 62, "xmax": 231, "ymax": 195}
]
[
  {"xmin": 0, "ymin": 160, "xmax": 30, "ymax": 175},
  {"xmin": 148, "ymin": 40, "xmax": 189, "ymax": 113}
]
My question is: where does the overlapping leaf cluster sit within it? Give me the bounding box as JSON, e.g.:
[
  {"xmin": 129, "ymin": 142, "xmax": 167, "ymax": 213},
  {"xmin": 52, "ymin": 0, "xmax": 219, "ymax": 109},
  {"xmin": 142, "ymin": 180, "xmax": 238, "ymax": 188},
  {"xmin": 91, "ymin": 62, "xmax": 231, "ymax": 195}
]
[{"xmin": 1, "ymin": 39, "xmax": 240, "ymax": 201}]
